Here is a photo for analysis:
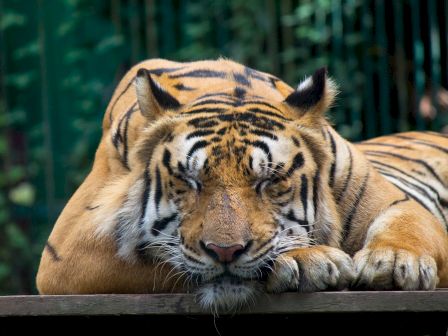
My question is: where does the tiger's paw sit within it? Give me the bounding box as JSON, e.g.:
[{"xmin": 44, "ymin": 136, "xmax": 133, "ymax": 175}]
[
  {"xmin": 353, "ymin": 247, "xmax": 438, "ymax": 290},
  {"xmin": 266, "ymin": 245, "xmax": 355, "ymax": 293}
]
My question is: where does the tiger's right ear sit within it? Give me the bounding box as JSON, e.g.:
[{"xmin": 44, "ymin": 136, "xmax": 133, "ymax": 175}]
[{"xmin": 135, "ymin": 68, "xmax": 181, "ymax": 121}]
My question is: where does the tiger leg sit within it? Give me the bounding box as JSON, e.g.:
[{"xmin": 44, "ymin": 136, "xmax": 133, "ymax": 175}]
[
  {"xmin": 353, "ymin": 203, "xmax": 448, "ymax": 290},
  {"xmin": 36, "ymin": 234, "xmax": 183, "ymax": 294},
  {"xmin": 266, "ymin": 245, "xmax": 355, "ymax": 292}
]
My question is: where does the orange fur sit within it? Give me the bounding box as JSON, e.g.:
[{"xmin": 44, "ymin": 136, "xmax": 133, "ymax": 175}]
[{"xmin": 37, "ymin": 59, "xmax": 448, "ymax": 298}]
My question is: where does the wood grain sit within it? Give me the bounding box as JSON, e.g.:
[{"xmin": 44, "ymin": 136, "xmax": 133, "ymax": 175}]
[{"xmin": 1, "ymin": 291, "xmax": 447, "ymax": 316}]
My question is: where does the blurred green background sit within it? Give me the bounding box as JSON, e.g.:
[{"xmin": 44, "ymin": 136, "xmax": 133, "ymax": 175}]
[{"xmin": 0, "ymin": 0, "xmax": 447, "ymax": 294}]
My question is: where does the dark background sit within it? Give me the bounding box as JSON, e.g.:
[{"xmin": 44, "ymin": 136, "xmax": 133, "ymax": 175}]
[{"xmin": 0, "ymin": 0, "xmax": 447, "ymax": 294}]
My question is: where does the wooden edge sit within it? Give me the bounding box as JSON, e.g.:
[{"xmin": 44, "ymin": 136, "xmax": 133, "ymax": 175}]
[{"xmin": 0, "ymin": 291, "xmax": 447, "ymax": 316}]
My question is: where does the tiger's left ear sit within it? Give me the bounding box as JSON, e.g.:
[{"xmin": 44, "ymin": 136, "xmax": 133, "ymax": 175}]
[
  {"xmin": 135, "ymin": 68, "xmax": 181, "ymax": 121},
  {"xmin": 284, "ymin": 68, "xmax": 337, "ymax": 123}
]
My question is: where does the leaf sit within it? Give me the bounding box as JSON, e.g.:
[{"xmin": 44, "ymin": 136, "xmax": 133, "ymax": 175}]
[
  {"xmin": 13, "ymin": 41, "xmax": 40, "ymax": 60},
  {"xmin": 5, "ymin": 71, "xmax": 37, "ymax": 89},
  {"xmin": 8, "ymin": 182, "xmax": 35, "ymax": 206},
  {"xmin": 6, "ymin": 223, "xmax": 28, "ymax": 249},
  {"xmin": 95, "ymin": 35, "xmax": 124, "ymax": 53},
  {"xmin": 0, "ymin": 11, "xmax": 26, "ymax": 30}
]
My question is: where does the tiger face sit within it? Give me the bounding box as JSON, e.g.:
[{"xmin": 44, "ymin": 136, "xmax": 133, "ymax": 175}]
[{"xmin": 108, "ymin": 60, "xmax": 340, "ymax": 310}]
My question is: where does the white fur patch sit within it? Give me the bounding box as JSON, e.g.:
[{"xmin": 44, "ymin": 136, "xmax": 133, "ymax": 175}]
[
  {"xmin": 261, "ymin": 136, "xmax": 292, "ymax": 166},
  {"xmin": 251, "ymin": 147, "xmax": 270, "ymax": 175},
  {"xmin": 363, "ymin": 208, "xmax": 402, "ymax": 247},
  {"xmin": 196, "ymin": 279, "xmax": 259, "ymax": 312},
  {"xmin": 297, "ymin": 76, "xmax": 313, "ymax": 92},
  {"xmin": 175, "ymin": 135, "xmax": 208, "ymax": 177}
]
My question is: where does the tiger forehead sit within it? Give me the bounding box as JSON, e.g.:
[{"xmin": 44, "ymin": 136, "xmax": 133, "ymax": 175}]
[
  {"xmin": 139, "ymin": 58, "xmax": 293, "ymax": 103},
  {"xmin": 168, "ymin": 123, "xmax": 301, "ymax": 176}
]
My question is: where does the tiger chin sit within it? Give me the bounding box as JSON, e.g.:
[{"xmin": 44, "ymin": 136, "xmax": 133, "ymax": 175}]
[{"xmin": 36, "ymin": 58, "xmax": 448, "ymax": 312}]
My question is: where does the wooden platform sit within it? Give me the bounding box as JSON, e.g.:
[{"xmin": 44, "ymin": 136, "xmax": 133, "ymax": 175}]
[
  {"xmin": 1, "ymin": 292, "xmax": 447, "ymax": 334},
  {"xmin": 1, "ymin": 291, "xmax": 447, "ymax": 316}
]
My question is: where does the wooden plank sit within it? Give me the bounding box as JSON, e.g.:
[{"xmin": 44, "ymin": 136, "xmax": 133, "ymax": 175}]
[{"xmin": 0, "ymin": 291, "xmax": 447, "ymax": 316}]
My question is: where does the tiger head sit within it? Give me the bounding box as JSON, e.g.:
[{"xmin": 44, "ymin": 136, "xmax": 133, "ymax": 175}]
[{"xmin": 97, "ymin": 59, "xmax": 340, "ymax": 311}]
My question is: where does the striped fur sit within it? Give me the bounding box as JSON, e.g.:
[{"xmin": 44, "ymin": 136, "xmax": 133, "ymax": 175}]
[{"xmin": 37, "ymin": 59, "xmax": 448, "ymax": 311}]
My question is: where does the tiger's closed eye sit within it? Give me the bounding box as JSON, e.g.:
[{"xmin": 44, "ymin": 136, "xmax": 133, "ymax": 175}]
[
  {"xmin": 254, "ymin": 178, "xmax": 272, "ymax": 195},
  {"xmin": 174, "ymin": 173, "xmax": 202, "ymax": 192}
]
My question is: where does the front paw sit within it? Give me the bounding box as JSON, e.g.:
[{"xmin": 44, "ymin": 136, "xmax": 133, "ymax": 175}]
[
  {"xmin": 353, "ymin": 247, "xmax": 438, "ymax": 290},
  {"xmin": 266, "ymin": 246, "xmax": 355, "ymax": 293}
]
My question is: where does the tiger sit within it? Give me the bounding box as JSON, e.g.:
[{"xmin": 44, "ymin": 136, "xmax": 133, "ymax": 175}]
[{"xmin": 36, "ymin": 58, "xmax": 448, "ymax": 311}]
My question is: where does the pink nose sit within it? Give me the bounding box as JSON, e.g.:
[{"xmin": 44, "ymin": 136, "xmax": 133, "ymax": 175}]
[{"xmin": 205, "ymin": 243, "xmax": 245, "ymax": 263}]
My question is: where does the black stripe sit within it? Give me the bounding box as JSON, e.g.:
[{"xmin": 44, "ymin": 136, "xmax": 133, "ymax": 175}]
[
  {"xmin": 139, "ymin": 170, "xmax": 152, "ymax": 228},
  {"xmin": 169, "ymin": 69, "xmax": 226, "ymax": 79},
  {"xmin": 343, "ymin": 170, "xmax": 370, "ymax": 241},
  {"xmin": 244, "ymin": 66, "xmax": 270, "ymax": 83},
  {"xmin": 357, "ymin": 142, "xmax": 413, "ymax": 150},
  {"xmin": 247, "ymin": 107, "xmax": 292, "ymax": 121},
  {"xmin": 423, "ymin": 131, "xmax": 448, "ymax": 139},
  {"xmin": 249, "ymin": 129, "xmax": 278, "ymax": 140},
  {"xmin": 287, "ymin": 152, "xmax": 304, "ymax": 176},
  {"xmin": 440, "ymin": 198, "xmax": 448, "ymax": 208},
  {"xmin": 174, "ymin": 83, "xmax": 195, "ymax": 91},
  {"xmin": 154, "ymin": 166, "xmax": 163, "ymax": 213},
  {"xmin": 291, "ymin": 136, "xmax": 301, "ymax": 147},
  {"xmin": 379, "ymin": 170, "xmax": 447, "ymax": 225},
  {"xmin": 284, "ymin": 209, "xmax": 309, "ymax": 232},
  {"xmin": 336, "ymin": 144, "xmax": 353, "ymax": 203},
  {"xmin": 186, "ymin": 129, "xmax": 215, "ymax": 140},
  {"xmin": 187, "ymin": 118, "xmax": 220, "ymax": 128},
  {"xmin": 182, "ymin": 251, "xmax": 206, "ymax": 265},
  {"xmin": 300, "ymin": 174, "xmax": 308, "ymax": 220},
  {"xmin": 162, "ymin": 149, "xmax": 173, "ymax": 175},
  {"xmin": 253, "ymin": 233, "xmax": 278, "ymax": 254},
  {"xmin": 122, "ymin": 104, "xmax": 138, "ymax": 169},
  {"xmin": 216, "ymin": 127, "xmax": 227, "ymax": 135},
  {"xmin": 109, "ymin": 80, "xmax": 134, "ymax": 123},
  {"xmin": 191, "ymin": 99, "xmax": 236, "ymax": 108},
  {"xmin": 391, "ymin": 183, "xmax": 438, "ymax": 220},
  {"xmin": 312, "ymin": 171, "xmax": 320, "ymax": 219},
  {"xmin": 243, "ymin": 140, "xmax": 272, "ymax": 165},
  {"xmin": 389, "ymin": 194, "xmax": 410, "ymax": 207},
  {"xmin": 112, "ymin": 104, "xmax": 132, "ymax": 148},
  {"xmin": 85, "ymin": 205, "xmax": 100, "ymax": 210},
  {"xmin": 234, "ymin": 113, "xmax": 286, "ymax": 130},
  {"xmin": 379, "ymin": 170, "xmax": 439, "ymax": 205},
  {"xmin": 143, "ymin": 70, "xmax": 181, "ymax": 110},
  {"xmin": 244, "ymin": 100, "xmax": 283, "ymax": 113},
  {"xmin": 151, "ymin": 214, "xmax": 178, "ymax": 236},
  {"xmin": 273, "ymin": 187, "xmax": 293, "ymax": 199},
  {"xmin": 393, "ymin": 135, "xmax": 448, "ymax": 154},
  {"xmin": 234, "ymin": 86, "xmax": 246, "ymax": 99},
  {"xmin": 184, "ymin": 107, "xmax": 227, "ymax": 114},
  {"xmin": 369, "ymin": 160, "xmax": 440, "ymax": 197},
  {"xmin": 45, "ymin": 242, "xmax": 61, "ymax": 262},
  {"xmin": 187, "ymin": 140, "xmax": 209, "ymax": 167},
  {"xmin": 233, "ymin": 73, "xmax": 251, "ymax": 86},
  {"xmin": 187, "ymin": 112, "xmax": 286, "ymax": 130},
  {"xmin": 364, "ymin": 150, "xmax": 445, "ymax": 187},
  {"xmin": 327, "ymin": 130, "xmax": 337, "ymax": 188},
  {"xmin": 148, "ymin": 67, "xmax": 185, "ymax": 76}
]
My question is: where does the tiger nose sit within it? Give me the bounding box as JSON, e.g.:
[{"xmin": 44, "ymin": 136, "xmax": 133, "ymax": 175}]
[{"xmin": 203, "ymin": 243, "xmax": 246, "ymax": 263}]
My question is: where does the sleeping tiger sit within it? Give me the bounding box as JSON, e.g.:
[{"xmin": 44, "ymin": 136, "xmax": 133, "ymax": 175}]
[{"xmin": 36, "ymin": 58, "xmax": 448, "ymax": 311}]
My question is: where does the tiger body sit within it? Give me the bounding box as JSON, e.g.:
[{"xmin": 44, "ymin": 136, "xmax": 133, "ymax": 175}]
[{"xmin": 37, "ymin": 58, "xmax": 448, "ymax": 310}]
